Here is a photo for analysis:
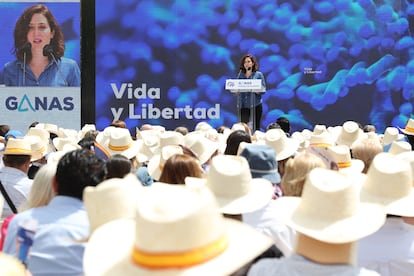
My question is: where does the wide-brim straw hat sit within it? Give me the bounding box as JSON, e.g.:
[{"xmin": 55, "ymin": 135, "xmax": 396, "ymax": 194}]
[
  {"xmin": 264, "ymin": 128, "xmax": 299, "ymax": 161},
  {"xmin": 102, "ymin": 128, "xmax": 141, "ymax": 159},
  {"xmin": 147, "ymin": 145, "xmax": 184, "ymax": 181},
  {"xmin": 326, "ymin": 145, "xmax": 365, "ymax": 173},
  {"xmin": 309, "ymin": 131, "xmax": 334, "ymax": 148},
  {"xmin": 135, "ymin": 130, "xmax": 160, "ymax": 163},
  {"xmin": 0, "ymin": 137, "xmax": 41, "ymax": 160},
  {"xmin": 186, "ymin": 155, "xmax": 273, "ymax": 214},
  {"xmin": 83, "ymin": 183, "xmax": 273, "ymax": 276},
  {"xmin": 52, "ymin": 136, "xmax": 80, "ymax": 152},
  {"xmin": 47, "ymin": 143, "xmax": 81, "ymax": 165},
  {"xmin": 360, "ymin": 152, "xmax": 414, "ymax": 216},
  {"xmin": 272, "ymin": 168, "xmax": 386, "ymax": 243},
  {"xmin": 387, "ymin": 140, "xmax": 412, "ymax": 155},
  {"xmin": 24, "ymin": 135, "xmax": 49, "ymax": 161},
  {"xmin": 83, "ymin": 174, "xmax": 142, "ymax": 234},
  {"xmin": 381, "ymin": 126, "xmax": 405, "ymax": 146},
  {"xmin": 335, "ymin": 121, "xmax": 365, "ymax": 147},
  {"xmin": 396, "ymin": 151, "xmax": 414, "ymax": 184},
  {"xmin": 183, "ymin": 133, "xmax": 219, "ymax": 165},
  {"xmin": 399, "ymin": 118, "xmax": 414, "ymax": 136}
]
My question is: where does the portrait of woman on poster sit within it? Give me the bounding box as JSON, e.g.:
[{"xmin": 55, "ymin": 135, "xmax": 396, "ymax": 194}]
[
  {"xmin": 2, "ymin": 4, "xmax": 80, "ymax": 87},
  {"xmin": 236, "ymin": 54, "xmax": 266, "ymax": 131}
]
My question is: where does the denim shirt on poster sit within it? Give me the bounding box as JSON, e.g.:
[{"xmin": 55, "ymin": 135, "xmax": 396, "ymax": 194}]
[
  {"xmin": 237, "ymin": 70, "xmax": 266, "ymax": 108},
  {"xmin": 3, "ymin": 57, "xmax": 80, "ymax": 87}
]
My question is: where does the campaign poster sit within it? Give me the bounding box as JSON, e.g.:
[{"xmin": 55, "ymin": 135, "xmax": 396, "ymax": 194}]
[{"xmin": 0, "ymin": 0, "xmax": 81, "ymax": 133}]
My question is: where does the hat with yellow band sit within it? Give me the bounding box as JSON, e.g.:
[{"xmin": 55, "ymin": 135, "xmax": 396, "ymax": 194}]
[
  {"xmin": 399, "ymin": 118, "xmax": 414, "ymax": 136},
  {"xmin": 83, "ymin": 183, "xmax": 273, "ymax": 276}
]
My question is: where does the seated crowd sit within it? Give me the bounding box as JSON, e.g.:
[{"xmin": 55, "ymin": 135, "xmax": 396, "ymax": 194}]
[{"xmin": 0, "ymin": 117, "xmax": 413, "ymax": 275}]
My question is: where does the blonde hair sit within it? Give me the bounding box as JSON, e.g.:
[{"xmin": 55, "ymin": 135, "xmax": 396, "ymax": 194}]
[
  {"xmin": 281, "ymin": 152, "xmax": 327, "ymax": 196},
  {"xmin": 19, "ymin": 163, "xmax": 56, "ymax": 212},
  {"xmin": 351, "ymin": 137, "xmax": 383, "ymax": 174}
]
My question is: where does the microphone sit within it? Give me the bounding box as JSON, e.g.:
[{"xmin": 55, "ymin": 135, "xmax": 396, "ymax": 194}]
[
  {"xmin": 21, "ymin": 43, "xmax": 31, "ymax": 86},
  {"xmin": 237, "ymin": 67, "xmax": 242, "ymax": 79},
  {"xmin": 43, "ymin": 44, "xmax": 68, "ymax": 86}
]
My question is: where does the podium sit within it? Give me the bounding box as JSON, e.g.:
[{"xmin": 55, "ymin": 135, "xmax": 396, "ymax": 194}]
[{"xmin": 225, "ymin": 79, "xmax": 265, "ymax": 131}]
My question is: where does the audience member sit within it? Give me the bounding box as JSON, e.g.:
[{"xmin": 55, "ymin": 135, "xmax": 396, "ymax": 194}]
[
  {"xmin": 109, "ymin": 119, "xmax": 126, "ymax": 128},
  {"xmin": 276, "ymin": 116, "xmax": 291, "ymax": 136},
  {"xmin": 399, "ymin": 118, "xmax": 414, "ymax": 148},
  {"xmin": 224, "ymin": 130, "xmax": 251, "ymax": 155},
  {"xmin": 358, "ymin": 152, "xmax": 414, "ymax": 275},
  {"xmin": 0, "ymin": 138, "xmax": 39, "ymax": 219},
  {"xmin": 264, "ymin": 128, "xmax": 299, "ymax": 177},
  {"xmin": 281, "ymin": 151, "xmax": 327, "ymax": 197},
  {"xmin": 174, "ymin": 126, "xmax": 189, "ymax": 136},
  {"xmin": 363, "ymin": 124, "xmax": 376, "ymax": 133},
  {"xmin": 158, "ymin": 154, "xmax": 204, "ymax": 184},
  {"xmin": 351, "ymin": 136, "xmax": 383, "ymax": 173},
  {"xmin": 0, "ymin": 163, "xmax": 56, "ymax": 251},
  {"xmin": 3, "ymin": 149, "xmax": 106, "ymax": 275},
  {"xmin": 105, "ymin": 154, "xmax": 132, "ymax": 179},
  {"xmin": 238, "ymin": 144, "xmax": 293, "ymax": 257},
  {"xmin": 248, "ymin": 168, "xmax": 386, "ymax": 276}
]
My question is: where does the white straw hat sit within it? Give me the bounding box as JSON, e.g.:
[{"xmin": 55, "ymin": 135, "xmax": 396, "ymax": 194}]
[
  {"xmin": 264, "ymin": 128, "xmax": 299, "ymax": 161},
  {"xmin": 399, "ymin": 118, "xmax": 414, "ymax": 136},
  {"xmin": 326, "ymin": 145, "xmax": 365, "ymax": 173},
  {"xmin": 83, "ymin": 174, "xmax": 142, "ymax": 234},
  {"xmin": 272, "ymin": 168, "xmax": 386, "ymax": 243},
  {"xmin": 186, "ymin": 155, "xmax": 273, "ymax": 214},
  {"xmin": 102, "ymin": 128, "xmax": 141, "ymax": 159},
  {"xmin": 387, "ymin": 140, "xmax": 412, "ymax": 155},
  {"xmin": 83, "ymin": 183, "xmax": 273, "ymax": 276},
  {"xmin": 360, "ymin": 152, "xmax": 414, "ymax": 216},
  {"xmin": 396, "ymin": 151, "xmax": 414, "ymax": 184},
  {"xmin": 381, "ymin": 126, "xmax": 405, "ymax": 146},
  {"xmin": 183, "ymin": 133, "xmax": 219, "ymax": 165},
  {"xmin": 335, "ymin": 121, "xmax": 365, "ymax": 147}
]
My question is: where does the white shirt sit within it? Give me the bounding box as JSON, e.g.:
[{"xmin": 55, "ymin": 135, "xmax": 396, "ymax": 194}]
[
  {"xmin": 243, "ymin": 199, "xmax": 296, "ymax": 257},
  {"xmin": 248, "ymin": 254, "xmax": 380, "ymax": 276},
  {"xmin": 358, "ymin": 217, "xmax": 414, "ymax": 276},
  {"xmin": 0, "ymin": 166, "xmax": 32, "ymax": 218}
]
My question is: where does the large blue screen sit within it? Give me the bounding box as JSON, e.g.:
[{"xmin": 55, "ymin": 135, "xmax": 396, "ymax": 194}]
[{"xmin": 96, "ymin": 0, "xmax": 413, "ymax": 134}]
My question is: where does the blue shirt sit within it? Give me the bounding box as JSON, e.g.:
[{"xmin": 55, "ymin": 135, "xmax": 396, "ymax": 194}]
[
  {"xmin": 238, "ymin": 70, "xmax": 266, "ymax": 108},
  {"xmin": 3, "ymin": 196, "xmax": 89, "ymax": 276},
  {"xmin": 3, "ymin": 57, "xmax": 80, "ymax": 87}
]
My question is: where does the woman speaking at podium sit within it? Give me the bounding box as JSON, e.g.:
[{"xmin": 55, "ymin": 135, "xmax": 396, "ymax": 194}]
[{"xmin": 237, "ymin": 54, "xmax": 266, "ymax": 131}]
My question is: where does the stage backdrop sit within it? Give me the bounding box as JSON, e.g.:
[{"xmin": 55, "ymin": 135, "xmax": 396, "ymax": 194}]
[
  {"xmin": 0, "ymin": 0, "xmax": 80, "ymax": 133},
  {"xmin": 95, "ymin": 0, "xmax": 413, "ymax": 134}
]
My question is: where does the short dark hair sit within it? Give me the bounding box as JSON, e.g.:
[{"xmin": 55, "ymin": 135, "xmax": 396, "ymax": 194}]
[
  {"xmin": 56, "ymin": 149, "xmax": 106, "ymax": 200},
  {"xmin": 3, "ymin": 154, "xmax": 31, "ymax": 167},
  {"xmin": 276, "ymin": 117, "xmax": 291, "ymax": 134},
  {"xmin": 224, "ymin": 130, "xmax": 251, "ymax": 155},
  {"xmin": 105, "ymin": 154, "xmax": 132, "ymax": 179}
]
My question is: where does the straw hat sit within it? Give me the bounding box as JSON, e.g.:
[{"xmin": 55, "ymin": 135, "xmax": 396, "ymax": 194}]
[
  {"xmin": 387, "ymin": 140, "xmax": 412, "ymax": 155},
  {"xmin": 239, "ymin": 144, "xmax": 281, "ymax": 184},
  {"xmin": 360, "ymin": 152, "xmax": 414, "ymax": 216},
  {"xmin": 272, "ymin": 168, "xmax": 386, "ymax": 243},
  {"xmin": 47, "ymin": 143, "xmax": 80, "ymax": 165},
  {"xmin": 96, "ymin": 126, "xmax": 117, "ymax": 146},
  {"xmin": 83, "ymin": 174, "xmax": 142, "ymax": 234},
  {"xmin": 381, "ymin": 127, "xmax": 405, "ymax": 146},
  {"xmin": 399, "ymin": 118, "xmax": 414, "ymax": 136},
  {"xmin": 264, "ymin": 128, "xmax": 299, "ymax": 161},
  {"xmin": 35, "ymin": 123, "xmax": 60, "ymax": 136},
  {"xmin": 335, "ymin": 121, "xmax": 365, "ymax": 147},
  {"xmin": 309, "ymin": 131, "xmax": 334, "ymax": 148},
  {"xmin": 52, "ymin": 137, "xmax": 80, "ymax": 152},
  {"xmin": 147, "ymin": 145, "xmax": 184, "ymax": 181},
  {"xmin": 135, "ymin": 130, "xmax": 160, "ymax": 163},
  {"xmin": 24, "ymin": 135, "xmax": 49, "ymax": 161},
  {"xmin": 78, "ymin": 124, "xmax": 97, "ymax": 140},
  {"xmin": 186, "ymin": 155, "xmax": 273, "ymax": 214},
  {"xmin": 0, "ymin": 137, "xmax": 41, "ymax": 160},
  {"xmin": 396, "ymin": 151, "xmax": 414, "ymax": 184},
  {"xmin": 183, "ymin": 133, "xmax": 219, "ymax": 165},
  {"xmin": 326, "ymin": 145, "xmax": 365, "ymax": 173},
  {"xmin": 291, "ymin": 131, "xmax": 309, "ymax": 152},
  {"xmin": 83, "ymin": 183, "xmax": 273, "ymax": 276},
  {"xmin": 313, "ymin": 124, "xmax": 327, "ymax": 135},
  {"xmin": 102, "ymin": 128, "xmax": 141, "ymax": 159}
]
